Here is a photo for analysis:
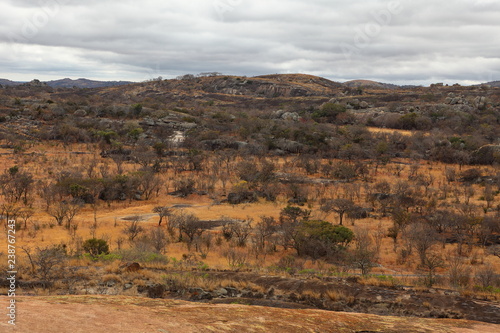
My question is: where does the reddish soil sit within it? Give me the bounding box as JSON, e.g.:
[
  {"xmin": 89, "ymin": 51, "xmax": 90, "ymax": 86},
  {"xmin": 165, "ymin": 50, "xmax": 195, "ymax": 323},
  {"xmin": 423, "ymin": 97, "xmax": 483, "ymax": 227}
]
[{"xmin": 1, "ymin": 295, "xmax": 499, "ymax": 333}]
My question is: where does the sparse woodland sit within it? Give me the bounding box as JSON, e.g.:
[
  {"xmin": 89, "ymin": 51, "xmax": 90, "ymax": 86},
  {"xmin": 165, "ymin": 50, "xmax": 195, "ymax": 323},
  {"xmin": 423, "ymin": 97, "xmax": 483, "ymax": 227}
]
[{"xmin": 0, "ymin": 75, "xmax": 499, "ymax": 322}]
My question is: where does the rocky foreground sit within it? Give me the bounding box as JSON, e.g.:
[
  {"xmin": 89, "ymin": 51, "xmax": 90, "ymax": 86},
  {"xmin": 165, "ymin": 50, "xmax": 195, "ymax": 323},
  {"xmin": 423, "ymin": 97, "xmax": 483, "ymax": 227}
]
[{"xmin": 1, "ymin": 295, "xmax": 498, "ymax": 333}]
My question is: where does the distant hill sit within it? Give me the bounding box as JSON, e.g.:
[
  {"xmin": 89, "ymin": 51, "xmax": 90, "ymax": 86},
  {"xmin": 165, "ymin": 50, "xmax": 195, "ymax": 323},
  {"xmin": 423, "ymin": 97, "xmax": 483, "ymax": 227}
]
[
  {"xmin": 485, "ymin": 81, "xmax": 500, "ymax": 87},
  {"xmin": 343, "ymin": 79, "xmax": 399, "ymax": 90},
  {"xmin": 45, "ymin": 78, "xmax": 134, "ymax": 88},
  {"xmin": 1, "ymin": 78, "xmax": 134, "ymax": 88},
  {"xmin": 255, "ymin": 74, "xmax": 342, "ymax": 90},
  {"xmin": 169, "ymin": 73, "xmax": 344, "ymax": 98},
  {"xmin": 0, "ymin": 79, "xmax": 22, "ymax": 86}
]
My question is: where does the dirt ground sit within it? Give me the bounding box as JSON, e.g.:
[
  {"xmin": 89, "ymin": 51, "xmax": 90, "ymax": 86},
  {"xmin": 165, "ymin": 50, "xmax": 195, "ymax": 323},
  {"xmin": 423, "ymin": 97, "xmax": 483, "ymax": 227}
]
[{"xmin": 0, "ymin": 295, "xmax": 498, "ymax": 333}]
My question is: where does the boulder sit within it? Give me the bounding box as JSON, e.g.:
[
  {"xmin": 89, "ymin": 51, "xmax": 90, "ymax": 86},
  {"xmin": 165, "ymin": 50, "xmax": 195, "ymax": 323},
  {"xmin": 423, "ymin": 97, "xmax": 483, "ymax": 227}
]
[
  {"xmin": 121, "ymin": 262, "xmax": 142, "ymax": 272},
  {"xmin": 281, "ymin": 112, "xmax": 300, "ymax": 121},
  {"xmin": 177, "ymin": 122, "xmax": 197, "ymax": 130},
  {"xmin": 474, "ymin": 96, "xmax": 487, "ymax": 109},
  {"xmin": 137, "ymin": 284, "xmax": 166, "ymax": 298},
  {"xmin": 471, "ymin": 145, "xmax": 500, "ymax": 165},
  {"xmin": 140, "ymin": 117, "xmax": 156, "ymax": 126},
  {"xmin": 275, "ymin": 139, "xmax": 305, "ymax": 154},
  {"xmin": 359, "ymin": 101, "xmax": 369, "ymax": 109},
  {"xmin": 215, "ymin": 288, "xmax": 228, "ymax": 297},
  {"xmin": 74, "ymin": 109, "xmax": 87, "ymax": 117},
  {"xmin": 271, "ymin": 110, "xmax": 286, "ymax": 119},
  {"xmin": 225, "ymin": 287, "xmax": 238, "ymax": 297},
  {"xmin": 189, "ymin": 288, "xmax": 213, "ymax": 300}
]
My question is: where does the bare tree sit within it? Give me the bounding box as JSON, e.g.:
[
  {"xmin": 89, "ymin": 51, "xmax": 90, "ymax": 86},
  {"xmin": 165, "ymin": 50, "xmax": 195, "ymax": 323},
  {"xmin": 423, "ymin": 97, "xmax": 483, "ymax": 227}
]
[
  {"xmin": 153, "ymin": 206, "xmax": 172, "ymax": 226},
  {"xmin": 351, "ymin": 228, "xmax": 377, "ymax": 275},
  {"xmin": 483, "ymin": 184, "xmax": 495, "ymax": 211},
  {"xmin": 477, "ymin": 217, "xmax": 500, "ymax": 247},
  {"xmin": 48, "ymin": 201, "xmax": 70, "ymax": 226},
  {"xmin": 149, "ymin": 228, "xmax": 169, "ymax": 254},
  {"xmin": 223, "ymin": 248, "xmax": 248, "ymax": 269},
  {"xmin": 405, "ymin": 222, "xmax": 440, "ymax": 265},
  {"xmin": 30, "ymin": 245, "xmax": 67, "ymax": 283},
  {"xmin": 278, "ymin": 206, "xmax": 311, "ymax": 250},
  {"xmin": 64, "ymin": 201, "xmax": 83, "ymax": 230},
  {"xmin": 111, "ymin": 154, "xmax": 127, "ymax": 175},
  {"xmin": 194, "ymin": 233, "xmax": 212, "ymax": 259},
  {"xmin": 228, "ymin": 218, "xmax": 253, "ymax": 247},
  {"xmin": 320, "ymin": 198, "xmax": 355, "ymax": 225},
  {"xmin": 447, "ymin": 253, "xmax": 471, "ymax": 288},
  {"xmin": 419, "ymin": 253, "xmax": 445, "ymax": 287},
  {"xmin": 47, "ymin": 201, "xmax": 82, "ymax": 228},
  {"xmin": 254, "ymin": 216, "xmax": 278, "ymax": 253},
  {"xmin": 170, "ymin": 211, "xmax": 205, "ymax": 250},
  {"xmin": 19, "ymin": 208, "xmax": 34, "ymax": 230},
  {"xmin": 132, "ymin": 149, "xmax": 157, "ymax": 169},
  {"xmin": 122, "ymin": 217, "xmax": 144, "ymax": 242},
  {"xmin": 463, "ymin": 185, "xmax": 475, "ymax": 206},
  {"xmin": 0, "ymin": 166, "xmax": 34, "ymax": 205},
  {"xmin": 388, "ymin": 208, "xmax": 411, "ymax": 248},
  {"xmin": 445, "ymin": 166, "xmax": 456, "ymax": 183},
  {"xmin": 474, "ymin": 265, "xmax": 500, "ymax": 289},
  {"xmin": 1, "ymin": 203, "xmax": 21, "ymax": 227},
  {"xmin": 38, "ymin": 181, "xmax": 56, "ymax": 211},
  {"xmin": 135, "ymin": 169, "xmax": 161, "ymax": 200},
  {"xmin": 487, "ymin": 245, "xmax": 500, "ymax": 258}
]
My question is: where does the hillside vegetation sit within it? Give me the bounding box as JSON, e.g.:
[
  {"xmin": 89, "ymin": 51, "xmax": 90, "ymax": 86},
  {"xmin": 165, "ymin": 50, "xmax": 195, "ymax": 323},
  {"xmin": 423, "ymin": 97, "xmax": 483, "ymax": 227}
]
[{"xmin": 0, "ymin": 74, "xmax": 499, "ymax": 330}]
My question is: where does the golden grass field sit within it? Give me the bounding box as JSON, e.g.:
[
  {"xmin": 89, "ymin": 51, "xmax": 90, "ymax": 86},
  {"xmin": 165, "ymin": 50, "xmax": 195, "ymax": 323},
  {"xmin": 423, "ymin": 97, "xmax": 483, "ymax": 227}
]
[{"xmin": 1, "ymin": 140, "xmax": 498, "ymax": 281}]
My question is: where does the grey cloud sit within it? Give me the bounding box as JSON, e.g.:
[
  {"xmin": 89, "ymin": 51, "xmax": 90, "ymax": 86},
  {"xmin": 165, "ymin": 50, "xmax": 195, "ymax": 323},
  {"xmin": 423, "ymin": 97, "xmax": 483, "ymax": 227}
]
[{"xmin": 0, "ymin": 0, "xmax": 499, "ymax": 84}]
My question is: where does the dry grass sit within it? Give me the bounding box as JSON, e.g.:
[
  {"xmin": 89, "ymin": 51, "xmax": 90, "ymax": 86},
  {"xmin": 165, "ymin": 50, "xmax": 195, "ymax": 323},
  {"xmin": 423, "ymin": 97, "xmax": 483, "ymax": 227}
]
[
  {"xmin": 122, "ymin": 269, "xmax": 160, "ymax": 281},
  {"xmin": 358, "ymin": 276, "xmax": 401, "ymax": 288},
  {"xmin": 158, "ymin": 272, "xmax": 266, "ymax": 293},
  {"xmin": 325, "ymin": 289, "xmax": 343, "ymax": 301},
  {"xmin": 1, "ymin": 141, "xmax": 499, "ymax": 292},
  {"xmin": 367, "ymin": 127, "xmax": 421, "ymax": 136},
  {"xmin": 101, "ymin": 274, "xmax": 123, "ymax": 284},
  {"xmin": 301, "ymin": 289, "xmax": 322, "ymax": 299},
  {"xmin": 103, "ymin": 261, "xmax": 122, "ymax": 274}
]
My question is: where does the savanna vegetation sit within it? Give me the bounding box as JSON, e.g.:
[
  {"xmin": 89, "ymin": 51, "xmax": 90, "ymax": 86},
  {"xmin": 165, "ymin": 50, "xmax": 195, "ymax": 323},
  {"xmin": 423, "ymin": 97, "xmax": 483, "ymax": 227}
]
[{"xmin": 0, "ymin": 74, "xmax": 499, "ymax": 322}]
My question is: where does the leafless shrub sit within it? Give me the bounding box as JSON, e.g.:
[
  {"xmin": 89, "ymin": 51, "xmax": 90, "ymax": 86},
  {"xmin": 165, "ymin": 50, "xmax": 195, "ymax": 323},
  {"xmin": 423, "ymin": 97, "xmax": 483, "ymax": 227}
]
[
  {"xmin": 447, "ymin": 254, "xmax": 471, "ymax": 288},
  {"xmin": 194, "ymin": 233, "xmax": 212, "ymax": 259},
  {"xmin": 223, "ymin": 248, "xmax": 248, "ymax": 269},
  {"xmin": 350, "ymin": 228, "xmax": 377, "ymax": 276},
  {"xmin": 122, "ymin": 217, "xmax": 145, "ymax": 242},
  {"xmin": 149, "ymin": 228, "xmax": 169, "ymax": 254},
  {"xmin": 170, "ymin": 211, "xmax": 205, "ymax": 250},
  {"xmin": 23, "ymin": 245, "xmax": 67, "ymax": 284},
  {"xmin": 474, "ymin": 265, "xmax": 500, "ymax": 289}
]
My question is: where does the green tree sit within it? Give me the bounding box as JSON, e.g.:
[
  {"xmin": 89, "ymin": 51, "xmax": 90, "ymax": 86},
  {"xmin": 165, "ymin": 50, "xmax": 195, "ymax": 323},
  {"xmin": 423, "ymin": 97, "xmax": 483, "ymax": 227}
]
[
  {"xmin": 294, "ymin": 220, "xmax": 354, "ymax": 258},
  {"xmin": 83, "ymin": 238, "xmax": 110, "ymax": 257},
  {"xmin": 127, "ymin": 127, "xmax": 144, "ymax": 143},
  {"xmin": 131, "ymin": 103, "xmax": 143, "ymax": 116},
  {"xmin": 312, "ymin": 103, "xmax": 346, "ymax": 123},
  {"xmin": 96, "ymin": 130, "xmax": 118, "ymax": 145}
]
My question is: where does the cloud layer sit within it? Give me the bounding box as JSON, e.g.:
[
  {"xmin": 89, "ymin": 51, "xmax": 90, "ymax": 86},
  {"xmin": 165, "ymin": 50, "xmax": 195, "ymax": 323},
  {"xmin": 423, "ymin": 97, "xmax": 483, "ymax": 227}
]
[{"xmin": 1, "ymin": 0, "xmax": 499, "ymax": 85}]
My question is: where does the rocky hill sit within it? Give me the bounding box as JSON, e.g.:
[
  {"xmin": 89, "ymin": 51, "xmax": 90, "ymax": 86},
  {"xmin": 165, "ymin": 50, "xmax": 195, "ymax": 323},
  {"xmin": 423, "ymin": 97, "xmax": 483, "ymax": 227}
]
[
  {"xmin": 0, "ymin": 78, "xmax": 133, "ymax": 88},
  {"xmin": 486, "ymin": 81, "xmax": 500, "ymax": 88},
  {"xmin": 0, "ymin": 78, "xmax": 22, "ymax": 86},
  {"xmin": 343, "ymin": 79, "xmax": 400, "ymax": 90},
  {"xmin": 169, "ymin": 74, "xmax": 343, "ymax": 98},
  {"xmin": 45, "ymin": 78, "xmax": 134, "ymax": 88}
]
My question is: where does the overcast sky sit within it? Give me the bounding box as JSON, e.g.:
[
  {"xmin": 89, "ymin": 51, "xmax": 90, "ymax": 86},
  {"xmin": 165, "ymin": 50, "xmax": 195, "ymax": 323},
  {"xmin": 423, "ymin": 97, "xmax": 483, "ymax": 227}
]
[{"xmin": 0, "ymin": 0, "xmax": 499, "ymax": 85}]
